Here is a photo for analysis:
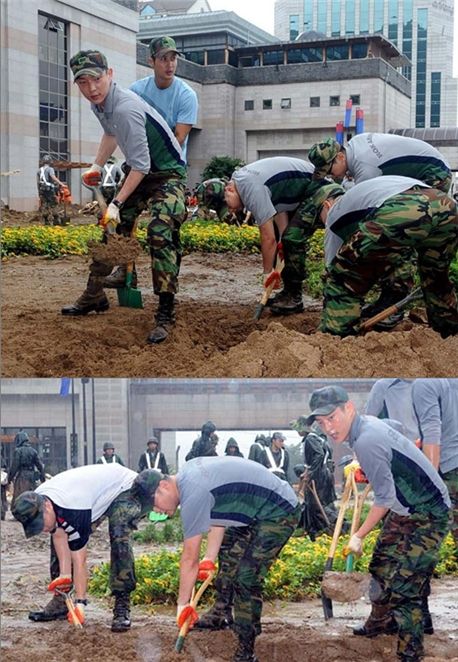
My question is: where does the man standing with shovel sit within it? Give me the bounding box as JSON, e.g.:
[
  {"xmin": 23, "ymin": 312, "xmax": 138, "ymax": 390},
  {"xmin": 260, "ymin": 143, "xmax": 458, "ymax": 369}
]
[
  {"xmin": 307, "ymin": 385, "xmax": 450, "ymax": 662},
  {"xmin": 61, "ymin": 50, "xmax": 187, "ymax": 344}
]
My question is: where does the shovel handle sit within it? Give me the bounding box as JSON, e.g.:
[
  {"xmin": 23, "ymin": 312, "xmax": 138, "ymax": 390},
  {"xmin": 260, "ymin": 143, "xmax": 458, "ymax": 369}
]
[
  {"xmin": 175, "ymin": 571, "xmax": 215, "ymax": 652},
  {"xmin": 327, "ymin": 472, "xmax": 354, "ymax": 560},
  {"xmin": 360, "ymin": 288, "xmax": 423, "ymax": 332}
]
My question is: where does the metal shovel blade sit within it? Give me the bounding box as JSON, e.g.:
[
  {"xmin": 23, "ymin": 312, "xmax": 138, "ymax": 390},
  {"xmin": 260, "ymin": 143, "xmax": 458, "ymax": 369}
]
[{"xmin": 117, "ymin": 267, "xmax": 143, "ymax": 309}]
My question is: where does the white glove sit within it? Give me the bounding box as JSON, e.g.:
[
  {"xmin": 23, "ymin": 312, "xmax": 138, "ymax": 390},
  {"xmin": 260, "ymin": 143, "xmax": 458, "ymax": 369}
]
[
  {"xmin": 345, "ymin": 533, "xmax": 363, "ymax": 557},
  {"xmin": 101, "ymin": 202, "xmax": 121, "ymax": 235},
  {"xmin": 81, "ymin": 163, "xmax": 103, "ymax": 188}
]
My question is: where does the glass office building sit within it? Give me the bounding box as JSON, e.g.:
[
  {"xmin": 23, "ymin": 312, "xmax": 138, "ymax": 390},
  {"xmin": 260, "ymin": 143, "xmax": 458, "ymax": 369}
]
[{"xmin": 274, "ymin": 0, "xmax": 457, "ymax": 127}]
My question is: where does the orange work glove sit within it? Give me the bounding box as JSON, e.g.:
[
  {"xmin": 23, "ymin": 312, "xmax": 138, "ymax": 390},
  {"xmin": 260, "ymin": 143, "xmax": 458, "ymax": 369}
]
[
  {"xmin": 81, "ymin": 164, "xmax": 103, "ymax": 188},
  {"xmin": 67, "ymin": 604, "xmax": 85, "ymax": 625},
  {"xmin": 354, "ymin": 467, "xmax": 369, "ymax": 484},
  {"xmin": 176, "ymin": 604, "xmax": 199, "ymax": 629},
  {"xmin": 48, "ymin": 575, "xmax": 73, "ymax": 593},
  {"xmin": 197, "ymin": 559, "xmax": 216, "ymax": 581},
  {"xmin": 264, "ymin": 270, "xmax": 282, "ymax": 290}
]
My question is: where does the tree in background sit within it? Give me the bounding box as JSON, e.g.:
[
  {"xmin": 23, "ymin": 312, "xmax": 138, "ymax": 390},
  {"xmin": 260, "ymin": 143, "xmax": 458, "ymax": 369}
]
[{"xmin": 201, "ymin": 155, "xmax": 245, "ymax": 181}]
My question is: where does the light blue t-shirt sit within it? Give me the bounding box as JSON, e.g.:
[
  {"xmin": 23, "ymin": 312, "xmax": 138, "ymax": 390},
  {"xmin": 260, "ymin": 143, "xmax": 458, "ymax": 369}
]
[{"xmin": 130, "ymin": 75, "xmax": 198, "ymax": 163}]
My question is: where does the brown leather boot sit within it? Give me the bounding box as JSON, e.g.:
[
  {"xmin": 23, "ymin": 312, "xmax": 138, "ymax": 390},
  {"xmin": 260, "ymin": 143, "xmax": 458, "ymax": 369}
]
[
  {"xmin": 62, "ymin": 260, "xmax": 111, "ymax": 316},
  {"xmin": 353, "ymin": 604, "xmax": 398, "ymax": 637}
]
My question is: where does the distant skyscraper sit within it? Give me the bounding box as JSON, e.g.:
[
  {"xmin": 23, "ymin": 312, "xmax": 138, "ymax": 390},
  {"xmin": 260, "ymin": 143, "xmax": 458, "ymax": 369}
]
[{"xmin": 274, "ymin": 0, "xmax": 457, "ymax": 127}]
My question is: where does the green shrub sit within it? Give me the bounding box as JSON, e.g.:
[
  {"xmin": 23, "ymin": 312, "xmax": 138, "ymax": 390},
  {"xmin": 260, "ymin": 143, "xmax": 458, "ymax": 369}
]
[
  {"xmin": 201, "ymin": 155, "xmax": 245, "ymax": 181},
  {"xmin": 88, "ymin": 530, "xmax": 457, "ymax": 605}
]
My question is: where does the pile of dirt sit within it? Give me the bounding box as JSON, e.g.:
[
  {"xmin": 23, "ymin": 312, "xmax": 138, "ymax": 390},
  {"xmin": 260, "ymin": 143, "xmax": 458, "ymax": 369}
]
[
  {"xmin": 2, "ymin": 253, "xmax": 457, "ymax": 377},
  {"xmin": 88, "ymin": 236, "xmax": 142, "ymax": 265},
  {"xmin": 322, "ymin": 570, "xmax": 371, "ymax": 602}
]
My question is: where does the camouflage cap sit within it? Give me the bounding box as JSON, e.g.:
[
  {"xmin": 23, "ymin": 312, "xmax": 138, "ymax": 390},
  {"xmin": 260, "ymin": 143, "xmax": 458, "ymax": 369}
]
[
  {"xmin": 306, "ymin": 386, "xmax": 349, "ymax": 425},
  {"xmin": 12, "ymin": 491, "xmax": 45, "ymax": 538},
  {"xmin": 310, "ymin": 183, "xmax": 345, "ymax": 216},
  {"xmin": 272, "ymin": 431, "xmax": 286, "ymax": 441},
  {"xmin": 131, "ymin": 469, "xmax": 164, "ymax": 507},
  {"xmin": 149, "ymin": 36, "xmax": 180, "ymax": 58},
  {"xmin": 290, "ymin": 415, "xmax": 310, "ymax": 433},
  {"xmin": 70, "ymin": 50, "xmax": 108, "ymax": 80},
  {"xmin": 308, "ymin": 138, "xmax": 342, "ymax": 178},
  {"xmin": 103, "ymin": 441, "xmax": 115, "ymax": 451}
]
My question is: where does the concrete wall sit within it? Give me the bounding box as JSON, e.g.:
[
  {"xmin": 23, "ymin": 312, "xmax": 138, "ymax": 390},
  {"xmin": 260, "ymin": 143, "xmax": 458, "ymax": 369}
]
[{"xmin": 0, "ymin": 0, "xmax": 138, "ymax": 210}]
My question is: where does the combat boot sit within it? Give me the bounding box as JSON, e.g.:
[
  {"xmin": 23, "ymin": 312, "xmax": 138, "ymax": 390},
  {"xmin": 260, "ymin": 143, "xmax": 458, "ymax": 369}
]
[
  {"xmin": 62, "ymin": 261, "xmax": 111, "ymax": 316},
  {"xmin": 111, "ymin": 593, "xmax": 131, "ymax": 632},
  {"xmin": 28, "ymin": 592, "xmax": 68, "ymax": 622},
  {"xmin": 233, "ymin": 634, "xmax": 258, "ymax": 662},
  {"xmin": 194, "ymin": 607, "xmax": 233, "ymax": 630},
  {"xmin": 103, "ymin": 265, "xmax": 138, "ymax": 289},
  {"xmin": 353, "ymin": 604, "xmax": 398, "ymax": 637},
  {"xmin": 147, "ymin": 293, "xmax": 175, "ymax": 344},
  {"xmin": 268, "ymin": 288, "xmax": 304, "ymax": 315}
]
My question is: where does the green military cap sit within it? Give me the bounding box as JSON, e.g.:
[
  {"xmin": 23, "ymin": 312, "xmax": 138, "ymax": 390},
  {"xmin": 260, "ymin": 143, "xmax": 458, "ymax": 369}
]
[
  {"xmin": 12, "ymin": 491, "xmax": 45, "ymax": 538},
  {"xmin": 131, "ymin": 469, "xmax": 164, "ymax": 508},
  {"xmin": 149, "ymin": 36, "xmax": 180, "ymax": 58},
  {"xmin": 311, "ymin": 183, "xmax": 346, "ymax": 217},
  {"xmin": 70, "ymin": 50, "xmax": 108, "ymax": 80},
  {"xmin": 290, "ymin": 415, "xmax": 310, "ymax": 433},
  {"xmin": 103, "ymin": 441, "xmax": 115, "ymax": 451},
  {"xmin": 309, "ymin": 138, "xmax": 342, "ymax": 178},
  {"xmin": 306, "ymin": 386, "xmax": 349, "ymax": 425}
]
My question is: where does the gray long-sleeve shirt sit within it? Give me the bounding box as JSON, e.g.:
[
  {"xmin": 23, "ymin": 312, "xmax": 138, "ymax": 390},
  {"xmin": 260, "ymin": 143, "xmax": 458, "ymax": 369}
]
[
  {"xmin": 91, "ymin": 81, "xmax": 185, "ymax": 177},
  {"xmin": 365, "ymin": 379, "xmax": 420, "ymax": 442},
  {"xmin": 412, "ymin": 379, "xmax": 458, "ymax": 475},
  {"xmin": 348, "ymin": 414, "xmax": 450, "ymax": 517}
]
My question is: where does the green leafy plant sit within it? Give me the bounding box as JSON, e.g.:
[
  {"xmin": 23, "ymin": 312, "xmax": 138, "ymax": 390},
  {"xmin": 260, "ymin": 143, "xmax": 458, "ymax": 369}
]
[{"xmin": 201, "ymin": 155, "xmax": 245, "ymax": 181}]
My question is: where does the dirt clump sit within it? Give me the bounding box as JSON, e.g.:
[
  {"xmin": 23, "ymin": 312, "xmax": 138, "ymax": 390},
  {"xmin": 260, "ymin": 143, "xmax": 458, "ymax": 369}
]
[
  {"xmin": 321, "ymin": 570, "xmax": 371, "ymax": 602},
  {"xmin": 88, "ymin": 236, "xmax": 142, "ymax": 266}
]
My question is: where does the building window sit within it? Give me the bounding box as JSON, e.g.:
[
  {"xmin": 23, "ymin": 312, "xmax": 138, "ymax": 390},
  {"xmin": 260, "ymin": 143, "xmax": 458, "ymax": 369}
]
[
  {"xmin": 331, "ymin": 0, "xmax": 341, "ymax": 36},
  {"xmin": 263, "ymin": 50, "xmax": 284, "ymax": 66},
  {"xmin": 374, "ymin": 0, "xmax": 384, "ymax": 33},
  {"xmin": 430, "ymin": 72, "xmax": 441, "ymax": 127},
  {"xmin": 359, "ymin": 0, "xmax": 369, "ymax": 34},
  {"xmin": 317, "ymin": 1, "xmax": 327, "ymax": 33},
  {"xmin": 245, "ymin": 100, "xmax": 254, "ymax": 111},
  {"xmin": 184, "ymin": 51, "xmax": 204, "ymax": 65},
  {"xmin": 402, "ymin": 0, "xmax": 413, "ymax": 80},
  {"xmin": 351, "ymin": 43, "xmax": 368, "ymax": 59},
  {"xmin": 310, "ymin": 97, "xmax": 320, "ymax": 107},
  {"xmin": 350, "ymin": 94, "xmax": 360, "ymax": 105},
  {"xmin": 388, "ymin": 0, "xmax": 398, "ymax": 44},
  {"xmin": 345, "ymin": 0, "xmax": 355, "ymax": 35},
  {"xmin": 38, "ymin": 13, "xmax": 69, "ymax": 181},
  {"xmin": 239, "ymin": 55, "xmax": 260, "ymax": 67},
  {"xmin": 330, "ymin": 96, "xmax": 340, "ymax": 106},
  {"xmin": 281, "ymin": 98, "xmax": 291, "ymax": 109},
  {"xmin": 287, "ymin": 47, "xmax": 323, "ymax": 63},
  {"xmin": 415, "ymin": 8, "xmax": 428, "ymax": 128},
  {"xmin": 207, "ymin": 49, "xmax": 225, "ymax": 65},
  {"xmin": 289, "ymin": 14, "xmax": 300, "ymax": 41},
  {"xmin": 304, "ymin": 0, "xmax": 313, "ymax": 33},
  {"xmin": 263, "ymin": 99, "xmax": 273, "ymax": 110},
  {"xmin": 326, "ymin": 45, "xmax": 349, "ymax": 60}
]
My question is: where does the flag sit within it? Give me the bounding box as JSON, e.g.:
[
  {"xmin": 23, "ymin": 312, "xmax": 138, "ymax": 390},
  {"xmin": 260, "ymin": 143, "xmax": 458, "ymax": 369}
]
[
  {"xmin": 335, "ymin": 121, "xmax": 344, "ymax": 145},
  {"xmin": 355, "ymin": 108, "xmax": 364, "ymax": 135},
  {"xmin": 59, "ymin": 378, "xmax": 71, "ymax": 397},
  {"xmin": 344, "ymin": 98, "xmax": 353, "ymax": 129}
]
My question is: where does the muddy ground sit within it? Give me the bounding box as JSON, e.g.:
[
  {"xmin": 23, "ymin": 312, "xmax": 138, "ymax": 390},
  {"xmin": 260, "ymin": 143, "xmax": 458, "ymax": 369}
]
[
  {"xmin": 1, "ymin": 514, "xmax": 458, "ymax": 662},
  {"xmin": 2, "ymin": 249, "xmax": 458, "ymax": 378}
]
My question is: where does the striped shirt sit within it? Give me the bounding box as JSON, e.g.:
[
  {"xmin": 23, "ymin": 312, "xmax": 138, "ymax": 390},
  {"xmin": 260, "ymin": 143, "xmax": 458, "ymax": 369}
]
[{"xmin": 177, "ymin": 456, "xmax": 298, "ymax": 539}]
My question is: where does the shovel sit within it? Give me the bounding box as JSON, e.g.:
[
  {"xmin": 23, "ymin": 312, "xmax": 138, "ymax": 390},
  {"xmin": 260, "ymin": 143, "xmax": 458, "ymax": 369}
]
[
  {"xmin": 359, "ymin": 287, "xmax": 423, "ymax": 333},
  {"xmin": 175, "ymin": 571, "xmax": 215, "ymax": 653},
  {"xmin": 321, "ymin": 471, "xmax": 353, "ymax": 620},
  {"xmin": 55, "ymin": 588, "xmax": 83, "ymax": 629},
  {"xmin": 91, "ymin": 187, "xmax": 143, "ymax": 309},
  {"xmin": 253, "ymin": 245, "xmax": 285, "ymax": 321}
]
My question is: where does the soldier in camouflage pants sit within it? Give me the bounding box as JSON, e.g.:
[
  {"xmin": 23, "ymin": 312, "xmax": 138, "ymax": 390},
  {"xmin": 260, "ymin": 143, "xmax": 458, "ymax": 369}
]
[
  {"xmin": 367, "ymin": 510, "xmax": 450, "ymax": 660},
  {"xmin": 320, "ymin": 187, "xmax": 458, "ymax": 338},
  {"xmin": 442, "ymin": 468, "xmax": 458, "ymax": 552}
]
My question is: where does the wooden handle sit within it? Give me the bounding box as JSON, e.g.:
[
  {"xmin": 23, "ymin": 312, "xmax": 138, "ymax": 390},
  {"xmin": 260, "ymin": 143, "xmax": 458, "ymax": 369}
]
[
  {"xmin": 327, "ymin": 472, "xmax": 353, "ymax": 559},
  {"xmin": 177, "ymin": 572, "xmax": 215, "ymax": 640},
  {"xmin": 310, "ymin": 480, "xmax": 331, "ymax": 527},
  {"xmin": 65, "ymin": 595, "xmax": 83, "ymax": 629}
]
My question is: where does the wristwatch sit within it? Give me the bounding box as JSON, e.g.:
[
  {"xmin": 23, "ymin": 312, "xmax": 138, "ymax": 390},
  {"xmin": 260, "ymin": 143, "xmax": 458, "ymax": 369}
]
[
  {"xmin": 76, "ymin": 598, "xmax": 88, "ymax": 605},
  {"xmin": 112, "ymin": 198, "xmax": 123, "ymax": 209}
]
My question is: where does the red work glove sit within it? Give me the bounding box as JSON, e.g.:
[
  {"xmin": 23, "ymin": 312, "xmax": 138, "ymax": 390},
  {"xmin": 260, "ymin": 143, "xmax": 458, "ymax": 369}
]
[
  {"xmin": 176, "ymin": 604, "xmax": 199, "ymax": 629},
  {"xmin": 276, "ymin": 241, "xmax": 284, "ymax": 261},
  {"xmin": 67, "ymin": 604, "xmax": 85, "ymax": 625},
  {"xmin": 81, "ymin": 164, "xmax": 103, "ymax": 188},
  {"xmin": 197, "ymin": 559, "xmax": 216, "ymax": 581},
  {"xmin": 48, "ymin": 575, "xmax": 73, "ymax": 593},
  {"xmin": 264, "ymin": 270, "xmax": 282, "ymax": 290},
  {"xmin": 354, "ymin": 468, "xmax": 369, "ymax": 484}
]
